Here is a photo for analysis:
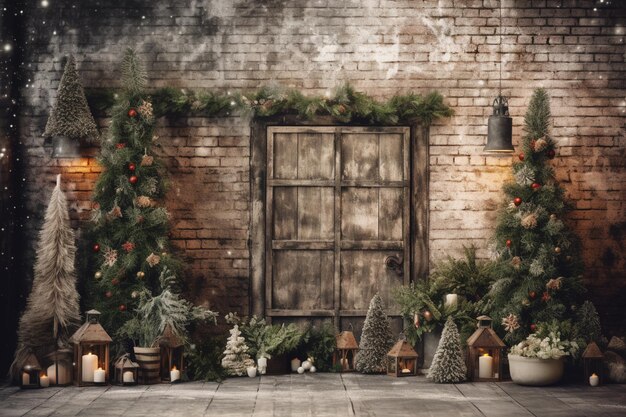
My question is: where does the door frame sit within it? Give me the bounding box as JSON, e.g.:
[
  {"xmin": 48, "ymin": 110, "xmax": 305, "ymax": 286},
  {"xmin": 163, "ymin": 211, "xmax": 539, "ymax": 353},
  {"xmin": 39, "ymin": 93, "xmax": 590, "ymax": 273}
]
[{"xmin": 249, "ymin": 115, "xmax": 430, "ymax": 319}]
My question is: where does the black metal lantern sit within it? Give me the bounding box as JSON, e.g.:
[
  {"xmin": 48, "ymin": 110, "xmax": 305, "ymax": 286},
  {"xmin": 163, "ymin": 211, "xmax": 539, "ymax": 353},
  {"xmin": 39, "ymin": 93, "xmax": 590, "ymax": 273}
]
[
  {"xmin": 485, "ymin": 96, "xmax": 514, "ymax": 153},
  {"xmin": 50, "ymin": 136, "xmax": 81, "ymax": 158}
]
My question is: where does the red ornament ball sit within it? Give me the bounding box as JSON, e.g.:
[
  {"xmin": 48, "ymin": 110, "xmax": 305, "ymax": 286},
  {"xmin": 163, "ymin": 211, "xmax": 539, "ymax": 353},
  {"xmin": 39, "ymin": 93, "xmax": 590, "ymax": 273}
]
[
  {"xmin": 531, "ymin": 182, "xmax": 541, "ymax": 191},
  {"xmin": 119, "ymin": 304, "xmax": 127, "ymax": 312},
  {"xmin": 547, "ymin": 149, "xmax": 555, "ymax": 159},
  {"xmin": 513, "ymin": 197, "xmax": 522, "ymax": 206},
  {"xmin": 128, "ymin": 108, "xmax": 138, "ymax": 118},
  {"xmin": 129, "ymin": 175, "xmax": 138, "ymax": 184},
  {"xmin": 92, "ymin": 243, "xmax": 100, "ymax": 253},
  {"xmin": 518, "ymin": 153, "xmax": 525, "ymax": 161},
  {"xmin": 111, "ymin": 278, "xmax": 120, "ymax": 286},
  {"xmin": 506, "ymin": 239, "xmax": 512, "ymax": 248},
  {"xmin": 128, "ymin": 162, "xmax": 136, "ymax": 172},
  {"xmin": 530, "ymin": 324, "xmax": 537, "ymax": 332},
  {"xmin": 115, "ymin": 143, "xmax": 126, "ymax": 149},
  {"xmin": 529, "ymin": 291, "xmax": 537, "ymax": 299},
  {"xmin": 105, "ymin": 291, "xmax": 113, "ymax": 298}
]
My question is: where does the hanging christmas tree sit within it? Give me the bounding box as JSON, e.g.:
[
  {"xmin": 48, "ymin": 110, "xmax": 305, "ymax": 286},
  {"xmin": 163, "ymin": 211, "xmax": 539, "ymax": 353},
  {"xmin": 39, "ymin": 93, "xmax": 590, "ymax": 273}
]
[
  {"xmin": 221, "ymin": 325, "xmax": 255, "ymax": 376},
  {"xmin": 10, "ymin": 175, "xmax": 81, "ymax": 380},
  {"xmin": 86, "ymin": 49, "xmax": 181, "ymax": 336},
  {"xmin": 43, "ymin": 55, "xmax": 98, "ymax": 140},
  {"xmin": 427, "ymin": 316, "xmax": 466, "ymax": 383},
  {"xmin": 489, "ymin": 88, "xmax": 585, "ymax": 344},
  {"xmin": 355, "ymin": 294, "xmax": 394, "ymax": 373}
]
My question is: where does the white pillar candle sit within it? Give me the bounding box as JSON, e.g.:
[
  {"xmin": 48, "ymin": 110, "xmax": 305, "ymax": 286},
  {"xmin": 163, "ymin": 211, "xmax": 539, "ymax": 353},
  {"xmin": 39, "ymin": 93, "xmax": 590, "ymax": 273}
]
[
  {"xmin": 444, "ymin": 294, "xmax": 458, "ymax": 308},
  {"xmin": 478, "ymin": 354, "xmax": 493, "ymax": 379},
  {"xmin": 40, "ymin": 375, "xmax": 50, "ymax": 388},
  {"xmin": 290, "ymin": 358, "xmax": 301, "ymax": 372},
  {"xmin": 257, "ymin": 357, "xmax": 267, "ymax": 375},
  {"xmin": 81, "ymin": 353, "xmax": 98, "ymax": 382},
  {"xmin": 93, "ymin": 368, "xmax": 105, "ymax": 383},
  {"xmin": 589, "ymin": 373, "xmax": 599, "ymax": 387},
  {"xmin": 22, "ymin": 372, "xmax": 30, "ymax": 386},
  {"xmin": 123, "ymin": 371, "xmax": 134, "ymax": 383},
  {"xmin": 170, "ymin": 366, "xmax": 181, "ymax": 382},
  {"xmin": 247, "ymin": 366, "xmax": 257, "ymax": 378}
]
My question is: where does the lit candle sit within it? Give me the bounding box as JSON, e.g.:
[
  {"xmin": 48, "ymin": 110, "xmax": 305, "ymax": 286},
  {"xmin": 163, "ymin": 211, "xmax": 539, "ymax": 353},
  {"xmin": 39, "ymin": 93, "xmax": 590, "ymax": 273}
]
[
  {"xmin": 290, "ymin": 358, "xmax": 301, "ymax": 372},
  {"xmin": 81, "ymin": 353, "xmax": 98, "ymax": 382},
  {"xmin": 40, "ymin": 375, "xmax": 50, "ymax": 388},
  {"xmin": 478, "ymin": 354, "xmax": 493, "ymax": 379},
  {"xmin": 93, "ymin": 367, "xmax": 105, "ymax": 384},
  {"xmin": 47, "ymin": 362, "xmax": 71, "ymax": 385},
  {"xmin": 123, "ymin": 371, "xmax": 134, "ymax": 384},
  {"xmin": 445, "ymin": 294, "xmax": 458, "ymax": 308},
  {"xmin": 170, "ymin": 366, "xmax": 180, "ymax": 382},
  {"xmin": 22, "ymin": 372, "xmax": 30, "ymax": 386},
  {"xmin": 401, "ymin": 368, "xmax": 411, "ymax": 374},
  {"xmin": 589, "ymin": 373, "xmax": 599, "ymax": 387},
  {"xmin": 257, "ymin": 357, "xmax": 267, "ymax": 375}
]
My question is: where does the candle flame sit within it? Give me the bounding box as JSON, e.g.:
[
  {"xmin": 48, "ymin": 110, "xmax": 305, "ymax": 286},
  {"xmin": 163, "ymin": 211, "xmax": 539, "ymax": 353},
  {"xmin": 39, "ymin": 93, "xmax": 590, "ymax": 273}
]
[
  {"xmin": 591, "ymin": 373, "xmax": 597, "ymax": 377},
  {"xmin": 97, "ymin": 367, "xmax": 103, "ymax": 371},
  {"xmin": 482, "ymin": 353, "xmax": 490, "ymax": 357},
  {"xmin": 172, "ymin": 366, "xmax": 177, "ymax": 371}
]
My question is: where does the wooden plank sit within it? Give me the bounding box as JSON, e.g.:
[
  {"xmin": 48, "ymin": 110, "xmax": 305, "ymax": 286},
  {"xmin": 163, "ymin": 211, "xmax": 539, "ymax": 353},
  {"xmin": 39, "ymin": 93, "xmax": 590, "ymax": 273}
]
[
  {"xmin": 268, "ymin": 179, "xmax": 335, "ymax": 187},
  {"xmin": 341, "ymin": 133, "xmax": 379, "ymax": 180},
  {"xmin": 341, "ymin": 187, "xmax": 378, "ymax": 241},
  {"xmin": 298, "ymin": 187, "xmax": 334, "ymax": 240},
  {"xmin": 266, "ymin": 309, "xmax": 335, "ymax": 317},
  {"xmin": 411, "ymin": 124, "xmax": 430, "ymax": 283},
  {"xmin": 272, "ymin": 187, "xmax": 297, "ymax": 240},
  {"xmin": 297, "ymin": 132, "xmax": 334, "ymax": 179},
  {"xmin": 266, "ymin": 126, "xmax": 336, "ymax": 134},
  {"xmin": 272, "ymin": 251, "xmax": 324, "ymax": 310},
  {"xmin": 338, "ymin": 126, "xmax": 408, "ymax": 134},
  {"xmin": 379, "ymin": 133, "xmax": 404, "ymax": 181},
  {"xmin": 378, "ymin": 188, "xmax": 403, "ymax": 241},
  {"xmin": 321, "ymin": 251, "xmax": 334, "ymax": 309},
  {"xmin": 272, "ymin": 240, "xmax": 334, "ymax": 250},
  {"xmin": 250, "ymin": 120, "xmax": 267, "ymax": 317},
  {"xmin": 333, "ymin": 128, "xmax": 341, "ymax": 330},
  {"xmin": 273, "ymin": 132, "xmax": 298, "ymax": 179},
  {"xmin": 339, "ymin": 240, "xmax": 403, "ymax": 250},
  {"xmin": 339, "ymin": 180, "xmax": 406, "ymax": 187},
  {"xmin": 402, "ymin": 128, "xmax": 410, "ymax": 287}
]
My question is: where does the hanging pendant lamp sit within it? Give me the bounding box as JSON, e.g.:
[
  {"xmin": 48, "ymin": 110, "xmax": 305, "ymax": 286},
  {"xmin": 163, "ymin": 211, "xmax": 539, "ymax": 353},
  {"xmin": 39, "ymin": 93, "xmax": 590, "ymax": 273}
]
[{"xmin": 484, "ymin": 0, "xmax": 514, "ymax": 153}]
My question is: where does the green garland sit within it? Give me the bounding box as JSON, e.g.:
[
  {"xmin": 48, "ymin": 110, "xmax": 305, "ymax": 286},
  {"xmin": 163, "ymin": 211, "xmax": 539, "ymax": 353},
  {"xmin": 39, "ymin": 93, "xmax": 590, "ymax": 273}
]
[{"xmin": 86, "ymin": 84, "xmax": 453, "ymax": 125}]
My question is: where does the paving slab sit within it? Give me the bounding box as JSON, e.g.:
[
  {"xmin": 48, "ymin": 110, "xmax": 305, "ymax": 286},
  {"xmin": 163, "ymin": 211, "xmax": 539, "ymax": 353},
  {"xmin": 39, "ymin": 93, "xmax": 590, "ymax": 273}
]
[{"xmin": 0, "ymin": 375, "xmax": 624, "ymax": 417}]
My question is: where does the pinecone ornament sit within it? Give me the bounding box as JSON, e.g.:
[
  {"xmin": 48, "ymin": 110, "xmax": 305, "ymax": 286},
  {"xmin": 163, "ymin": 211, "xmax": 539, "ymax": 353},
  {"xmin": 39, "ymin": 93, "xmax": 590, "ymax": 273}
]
[
  {"xmin": 146, "ymin": 252, "xmax": 161, "ymax": 267},
  {"xmin": 521, "ymin": 213, "xmax": 538, "ymax": 229},
  {"xmin": 514, "ymin": 165, "xmax": 535, "ymax": 186},
  {"xmin": 534, "ymin": 137, "xmax": 548, "ymax": 152},
  {"xmin": 137, "ymin": 100, "xmax": 154, "ymax": 120},
  {"xmin": 546, "ymin": 277, "xmax": 563, "ymax": 290},
  {"xmin": 141, "ymin": 154, "xmax": 154, "ymax": 167},
  {"xmin": 136, "ymin": 195, "xmax": 153, "ymax": 208}
]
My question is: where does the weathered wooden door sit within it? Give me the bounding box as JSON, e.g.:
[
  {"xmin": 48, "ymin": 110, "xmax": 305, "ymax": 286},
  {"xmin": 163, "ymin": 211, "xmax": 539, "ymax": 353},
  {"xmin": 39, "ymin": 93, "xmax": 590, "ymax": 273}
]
[{"xmin": 266, "ymin": 126, "xmax": 410, "ymax": 333}]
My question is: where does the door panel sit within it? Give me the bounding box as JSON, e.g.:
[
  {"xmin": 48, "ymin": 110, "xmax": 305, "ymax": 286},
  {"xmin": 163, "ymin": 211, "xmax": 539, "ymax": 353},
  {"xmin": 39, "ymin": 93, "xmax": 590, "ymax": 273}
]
[{"xmin": 266, "ymin": 126, "xmax": 410, "ymax": 331}]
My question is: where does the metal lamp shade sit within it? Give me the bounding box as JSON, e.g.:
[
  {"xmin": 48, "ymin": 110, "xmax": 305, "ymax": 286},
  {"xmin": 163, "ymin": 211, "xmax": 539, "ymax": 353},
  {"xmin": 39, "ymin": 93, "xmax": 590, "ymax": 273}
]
[
  {"xmin": 485, "ymin": 115, "xmax": 513, "ymax": 152},
  {"xmin": 51, "ymin": 136, "xmax": 81, "ymax": 158}
]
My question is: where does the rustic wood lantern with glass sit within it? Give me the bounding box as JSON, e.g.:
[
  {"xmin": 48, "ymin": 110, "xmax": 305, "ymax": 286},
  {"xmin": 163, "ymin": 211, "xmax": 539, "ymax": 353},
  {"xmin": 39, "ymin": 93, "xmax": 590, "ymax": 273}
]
[
  {"xmin": 466, "ymin": 315, "xmax": 505, "ymax": 382},
  {"xmin": 69, "ymin": 310, "xmax": 112, "ymax": 386},
  {"xmin": 44, "ymin": 348, "xmax": 73, "ymax": 386},
  {"xmin": 333, "ymin": 331, "xmax": 359, "ymax": 372},
  {"xmin": 20, "ymin": 351, "xmax": 42, "ymax": 389},
  {"xmin": 156, "ymin": 324, "xmax": 184, "ymax": 382},
  {"xmin": 582, "ymin": 342, "xmax": 604, "ymax": 386},
  {"xmin": 114, "ymin": 354, "xmax": 140, "ymax": 386},
  {"xmin": 386, "ymin": 336, "xmax": 419, "ymax": 377}
]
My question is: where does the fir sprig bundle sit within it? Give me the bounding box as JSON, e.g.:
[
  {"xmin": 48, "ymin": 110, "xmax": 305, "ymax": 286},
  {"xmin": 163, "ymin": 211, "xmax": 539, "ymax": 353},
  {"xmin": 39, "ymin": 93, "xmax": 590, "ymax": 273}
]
[{"xmin": 489, "ymin": 89, "xmax": 585, "ymax": 344}]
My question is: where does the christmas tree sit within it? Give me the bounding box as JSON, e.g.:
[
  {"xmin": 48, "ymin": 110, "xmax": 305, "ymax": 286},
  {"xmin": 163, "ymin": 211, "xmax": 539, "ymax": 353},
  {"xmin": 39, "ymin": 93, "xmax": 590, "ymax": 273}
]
[
  {"xmin": 427, "ymin": 316, "xmax": 466, "ymax": 383},
  {"xmin": 489, "ymin": 88, "xmax": 584, "ymax": 344},
  {"xmin": 355, "ymin": 294, "xmax": 394, "ymax": 373},
  {"xmin": 10, "ymin": 175, "xmax": 81, "ymax": 379},
  {"xmin": 43, "ymin": 55, "xmax": 98, "ymax": 140},
  {"xmin": 221, "ymin": 325, "xmax": 255, "ymax": 376},
  {"xmin": 87, "ymin": 49, "xmax": 181, "ymax": 336}
]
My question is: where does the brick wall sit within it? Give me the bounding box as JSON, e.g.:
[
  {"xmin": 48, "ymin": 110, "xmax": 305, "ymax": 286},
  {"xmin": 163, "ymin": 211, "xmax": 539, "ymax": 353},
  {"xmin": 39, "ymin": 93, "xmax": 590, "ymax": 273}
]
[{"xmin": 16, "ymin": 0, "xmax": 626, "ymax": 334}]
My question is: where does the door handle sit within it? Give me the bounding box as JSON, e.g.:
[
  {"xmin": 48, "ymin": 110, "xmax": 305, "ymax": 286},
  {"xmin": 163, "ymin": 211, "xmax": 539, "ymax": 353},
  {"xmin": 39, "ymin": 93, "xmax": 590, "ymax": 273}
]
[{"xmin": 385, "ymin": 254, "xmax": 403, "ymax": 277}]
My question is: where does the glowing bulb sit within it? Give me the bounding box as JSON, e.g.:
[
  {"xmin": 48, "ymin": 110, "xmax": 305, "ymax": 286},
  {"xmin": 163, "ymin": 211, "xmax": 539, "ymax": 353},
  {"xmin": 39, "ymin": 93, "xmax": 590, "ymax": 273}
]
[
  {"xmin": 41, "ymin": 0, "xmax": 49, "ymax": 6},
  {"xmin": 3, "ymin": 43, "xmax": 12, "ymax": 52}
]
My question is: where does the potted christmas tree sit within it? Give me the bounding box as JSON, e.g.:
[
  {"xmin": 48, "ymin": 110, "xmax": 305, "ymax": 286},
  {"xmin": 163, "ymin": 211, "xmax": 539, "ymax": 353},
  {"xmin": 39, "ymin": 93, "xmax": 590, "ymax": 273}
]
[
  {"xmin": 355, "ymin": 294, "xmax": 394, "ymax": 373},
  {"xmin": 488, "ymin": 88, "xmax": 585, "ymax": 385}
]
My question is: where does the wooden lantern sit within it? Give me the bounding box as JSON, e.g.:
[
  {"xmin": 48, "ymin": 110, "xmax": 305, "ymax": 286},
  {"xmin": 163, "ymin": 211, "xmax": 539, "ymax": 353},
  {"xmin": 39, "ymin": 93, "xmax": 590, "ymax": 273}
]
[
  {"xmin": 333, "ymin": 331, "xmax": 359, "ymax": 372},
  {"xmin": 386, "ymin": 338, "xmax": 419, "ymax": 377},
  {"xmin": 20, "ymin": 351, "xmax": 42, "ymax": 389},
  {"xmin": 44, "ymin": 348, "xmax": 73, "ymax": 386},
  {"xmin": 69, "ymin": 310, "xmax": 112, "ymax": 386},
  {"xmin": 155, "ymin": 324, "xmax": 184, "ymax": 383},
  {"xmin": 582, "ymin": 342, "xmax": 604, "ymax": 386},
  {"xmin": 466, "ymin": 315, "xmax": 505, "ymax": 382},
  {"xmin": 114, "ymin": 354, "xmax": 140, "ymax": 386}
]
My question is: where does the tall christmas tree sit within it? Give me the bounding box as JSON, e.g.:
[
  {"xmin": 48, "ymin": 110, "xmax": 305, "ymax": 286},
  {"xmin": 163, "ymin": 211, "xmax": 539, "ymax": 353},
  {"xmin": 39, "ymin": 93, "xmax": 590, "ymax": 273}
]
[
  {"xmin": 43, "ymin": 55, "xmax": 98, "ymax": 140},
  {"xmin": 355, "ymin": 294, "xmax": 394, "ymax": 373},
  {"xmin": 489, "ymin": 88, "xmax": 584, "ymax": 344},
  {"xmin": 87, "ymin": 49, "xmax": 181, "ymax": 336},
  {"xmin": 221, "ymin": 325, "xmax": 255, "ymax": 376},
  {"xmin": 427, "ymin": 316, "xmax": 466, "ymax": 383},
  {"xmin": 10, "ymin": 175, "xmax": 81, "ymax": 379}
]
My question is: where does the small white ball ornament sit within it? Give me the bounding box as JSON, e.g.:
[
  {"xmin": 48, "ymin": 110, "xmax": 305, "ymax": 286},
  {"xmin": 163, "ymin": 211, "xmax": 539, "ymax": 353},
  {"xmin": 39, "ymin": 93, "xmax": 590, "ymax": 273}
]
[
  {"xmin": 302, "ymin": 360, "xmax": 312, "ymax": 371},
  {"xmin": 297, "ymin": 366, "xmax": 305, "ymax": 374},
  {"xmin": 310, "ymin": 366, "xmax": 316, "ymax": 373}
]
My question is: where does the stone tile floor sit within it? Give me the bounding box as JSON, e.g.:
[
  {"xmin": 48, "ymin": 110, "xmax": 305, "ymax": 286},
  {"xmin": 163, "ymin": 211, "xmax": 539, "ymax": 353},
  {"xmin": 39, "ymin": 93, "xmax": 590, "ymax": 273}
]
[{"xmin": 0, "ymin": 374, "xmax": 625, "ymax": 417}]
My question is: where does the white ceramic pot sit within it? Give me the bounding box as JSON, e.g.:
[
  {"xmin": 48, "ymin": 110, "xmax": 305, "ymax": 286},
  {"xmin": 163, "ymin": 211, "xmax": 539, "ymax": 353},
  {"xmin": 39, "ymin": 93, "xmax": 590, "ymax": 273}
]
[
  {"xmin": 247, "ymin": 366, "xmax": 257, "ymax": 378},
  {"xmin": 508, "ymin": 354, "xmax": 564, "ymax": 386}
]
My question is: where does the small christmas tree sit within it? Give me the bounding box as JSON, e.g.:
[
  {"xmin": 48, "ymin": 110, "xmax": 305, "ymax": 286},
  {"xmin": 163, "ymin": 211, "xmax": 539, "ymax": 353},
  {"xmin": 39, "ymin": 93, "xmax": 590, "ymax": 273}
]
[
  {"xmin": 489, "ymin": 88, "xmax": 585, "ymax": 344},
  {"xmin": 427, "ymin": 316, "xmax": 466, "ymax": 383},
  {"xmin": 43, "ymin": 55, "xmax": 98, "ymax": 140},
  {"xmin": 10, "ymin": 175, "xmax": 81, "ymax": 380},
  {"xmin": 221, "ymin": 325, "xmax": 255, "ymax": 376},
  {"xmin": 355, "ymin": 294, "xmax": 394, "ymax": 373},
  {"xmin": 575, "ymin": 301, "xmax": 602, "ymax": 345}
]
